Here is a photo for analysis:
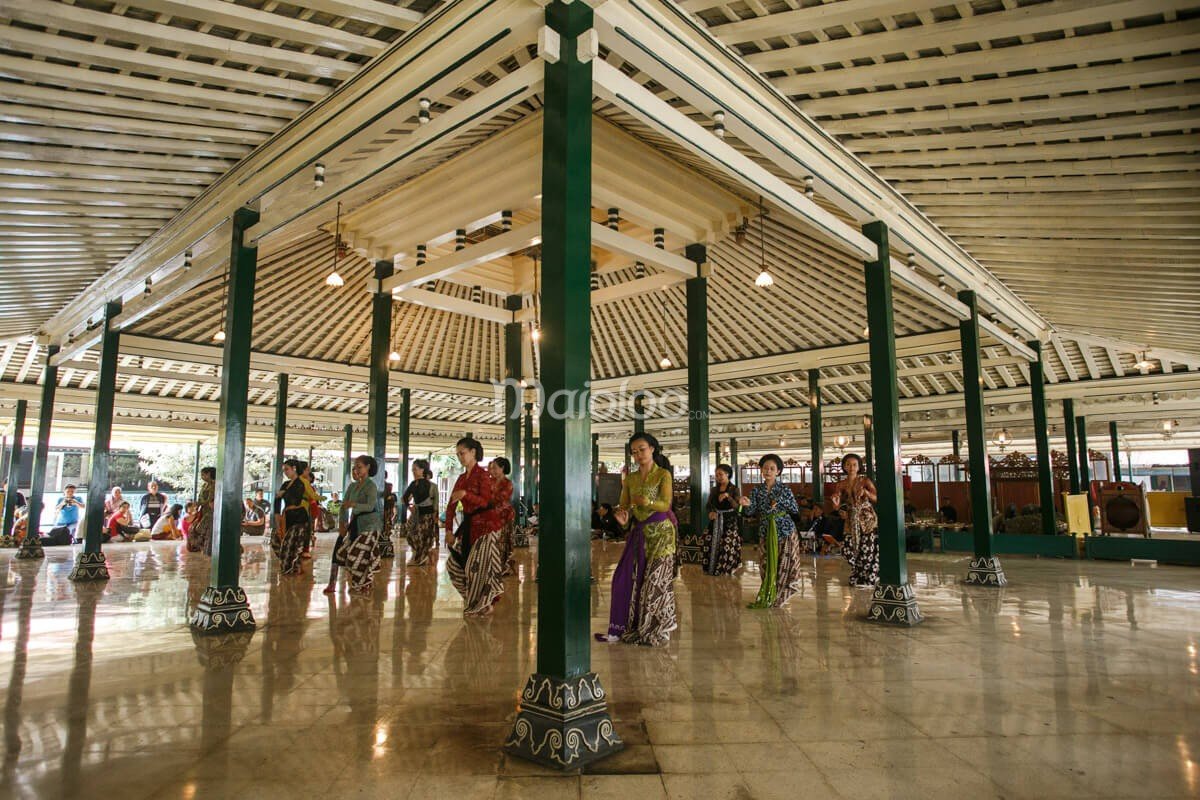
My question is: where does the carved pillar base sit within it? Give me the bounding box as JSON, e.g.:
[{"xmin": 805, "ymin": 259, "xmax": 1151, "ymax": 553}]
[
  {"xmin": 189, "ymin": 586, "xmax": 256, "ymax": 634},
  {"xmin": 504, "ymin": 672, "xmax": 623, "ymax": 771},
  {"xmin": 15, "ymin": 534, "xmax": 44, "ymax": 560},
  {"xmin": 68, "ymin": 551, "xmax": 109, "ymax": 582},
  {"xmin": 377, "ymin": 534, "xmax": 395, "ymax": 559},
  {"xmin": 964, "ymin": 556, "xmax": 1008, "ymax": 587},
  {"xmin": 867, "ymin": 582, "xmax": 924, "ymax": 626}
]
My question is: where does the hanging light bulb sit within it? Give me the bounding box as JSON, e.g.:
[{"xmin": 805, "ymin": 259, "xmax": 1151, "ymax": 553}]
[
  {"xmin": 325, "ymin": 201, "xmax": 345, "ymax": 288},
  {"xmin": 834, "ymin": 434, "xmax": 850, "ymax": 450},
  {"xmin": 531, "ymin": 326, "xmax": 541, "ymax": 342},
  {"xmin": 778, "ymin": 437, "xmax": 786, "ymax": 448},
  {"xmin": 659, "ymin": 356, "xmax": 672, "ymax": 369},
  {"xmin": 862, "ymin": 325, "xmax": 870, "ymax": 338},
  {"xmin": 213, "ymin": 330, "xmax": 226, "ymax": 343},
  {"xmin": 389, "ymin": 350, "xmax": 401, "ymax": 362},
  {"xmin": 995, "ymin": 428, "xmax": 1011, "ymax": 447},
  {"xmin": 1135, "ymin": 351, "xmax": 1153, "ymax": 371},
  {"xmin": 754, "ymin": 195, "xmax": 773, "ymax": 288}
]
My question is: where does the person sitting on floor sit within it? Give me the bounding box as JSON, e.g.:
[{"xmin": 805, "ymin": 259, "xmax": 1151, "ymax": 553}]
[
  {"xmin": 107, "ymin": 501, "xmax": 140, "ymax": 542},
  {"xmin": 241, "ymin": 497, "xmax": 266, "ymax": 535},
  {"xmin": 593, "ymin": 503, "xmax": 622, "ymax": 540},
  {"xmin": 150, "ymin": 504, "xmax": 184, "ymax": 540},
  {"xmin": 939, "ymin": 503, "xmax": 959, "ymax": 524},
  {"xmin": 181, "ymin": 501, "xmax": 197, "ymax": 540}
]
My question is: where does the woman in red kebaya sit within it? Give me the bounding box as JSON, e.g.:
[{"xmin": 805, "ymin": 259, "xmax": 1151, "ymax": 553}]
[{"xmin": 445, "ymin": 437, "xmax": 506, "ymax": 616}]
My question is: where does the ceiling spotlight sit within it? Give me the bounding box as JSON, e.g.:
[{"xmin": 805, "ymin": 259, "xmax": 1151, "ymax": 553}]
[
  {"xmin": 659, "ymin": 356, "xmax": 672, "ymax": 369},
  {"xmin": 313, "ymin": 161, "xmax": 325, "ymax": 189},
  {"xmin": 1135, "ymin": 351, "xmax": 1153, "ymax": 371}
]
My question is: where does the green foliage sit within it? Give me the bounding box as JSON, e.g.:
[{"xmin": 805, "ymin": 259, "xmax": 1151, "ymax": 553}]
[{"xmin": 139, "ymin": 443, "xmax": 275, "ymax": 495}]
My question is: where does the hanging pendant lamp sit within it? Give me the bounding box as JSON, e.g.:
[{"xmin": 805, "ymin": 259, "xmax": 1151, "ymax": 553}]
[
  {"xmin": 325, "ymin": 202, "xmax": 346, "ymax": 287},
  {"xmin": 754, "ymin": 195, "xmax": 773, "ymax": 288}
]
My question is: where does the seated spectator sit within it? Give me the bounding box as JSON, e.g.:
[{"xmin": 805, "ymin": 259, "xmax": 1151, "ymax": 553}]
[
  {"xmin": 107, "ymin": 501, "xmax": 140, "ymax": 542},
  {"xmin": 151, "ymin": 504, "xmax": 184, "ymax": 540},
  {"xmin": 181, "ymin": 501, "xmax": 198, "ymax": 539},
  {"xmin": 939, "ymin": 503, "xmax": 958, "ymax": 523},
  {"xmin": 54, "ymin": 485, "xmax": 83, "ymax": 540},
  {"xmin": 241, "ymin": 498, "xmax": 266, "ymax": 535},
  {"xmin": 593, "ymin": 503, "xmax": 621, "ymax": 540},
  {"xmin": 140, "ymin": 481, "xmax": 168, "ymax": 528},
  {"xmin": 12, "ymin": 508, "xmax": 28, "ymax": 543},
  {"xmin": 2, "ymin": 480, "xmax": 26, "ymax": 510},
  {"xmin": 105, "ymin": 486, "xmax": 126, "ymax": 518},
  {"xmin": 253, "ymin": 489, "xmax": 270, "ymax": 520}
]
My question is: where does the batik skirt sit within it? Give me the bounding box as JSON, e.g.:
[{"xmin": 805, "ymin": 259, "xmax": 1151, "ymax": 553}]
[
  {"xmin": 705, "ymin": 509, "xmax": 742, "ymax": 576},
  {"xmin": 749, "ymin": 515, "xmax": 802, "ymax": 609},
  {"xmin": 188, "ymin": 511, "xmax": 213, "ymax": 555},
  {"xmin": 599, "ymin": 511, "xmax": 678, "ymax": 647},
  {"xmin": 845, "ymin": 501, "xmax": 880, "ymax": 587},
  {"xmin": 337, "ymin": 527, "xmax": 381, "ymax": 593},
  {"xmin": 499, "ymin": 519, "xmax": 516, "ymax": 576},
  {"xmin": 446, "ymin": 529, "xmax": 505, "ymax": 615},
  {"xmin": 273, "ymin": 522, "xmax": 308, "ymax": 575},
  {"xmin": 405, "ymin": 512, "xmax": 438, "ymax": 566}
]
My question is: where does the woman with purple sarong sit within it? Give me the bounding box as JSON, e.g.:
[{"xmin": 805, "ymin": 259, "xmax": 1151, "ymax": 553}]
[{"xmin": 596, "ymin": 433, "xmax": 678, "ymax": 647}]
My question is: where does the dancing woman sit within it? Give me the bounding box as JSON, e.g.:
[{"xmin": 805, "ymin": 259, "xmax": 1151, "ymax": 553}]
[
  {"xmin": 445, "ymin": 437, "xmax": 506, "ymax": 616},
  {"xmin": 705, "ymin": 463, "xmax": 742, "ymax": 576},
  {"xmin": 832, "ymin": 453, "xmax": 879, "ymax": 587},
  {"xmin": 335, "ymin": 455, "xmax": 383, "ymax": 594},
  {"xmin": 401, "ymin": 459, "xmax": 439, "ymax": 567},
  {"xmin": 488, "ymin": 457, "xmax": 516, "ymax": 575},
  {"xmin": 273, "ymin": 459, "xmax": 310, "ymax": 575},
  {"xmin": 739, "ymin": 454, "xmax": 802, "ymax": 609},
  {"xmin": 597, "ymin": 433, "xmax": 678, "ymax": 647},
  {"xmin": 188, "ymin": 467, "xmax": 217, "ymax": 554}
]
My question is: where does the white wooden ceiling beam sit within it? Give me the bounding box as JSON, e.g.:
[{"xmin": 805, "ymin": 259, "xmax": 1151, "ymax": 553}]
[
  {"xmin": 708, "ymin": 0, "xmax": 952, "ymax": 46},
  {"xmin": 295, "ymin": 0, "xmax": 424, "ymax": 29},
  {"xmin": 589, "ymin": 222, "xmax": 699, "ymax": 277},
  {"xmin": 381, "ymin": 221, "xmax": 541, "ymax": 294}
]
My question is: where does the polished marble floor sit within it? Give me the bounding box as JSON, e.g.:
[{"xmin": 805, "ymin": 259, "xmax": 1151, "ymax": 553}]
[{"xmin": 1, "ymin": 536, "xmax": 1197, "ymax": 799}]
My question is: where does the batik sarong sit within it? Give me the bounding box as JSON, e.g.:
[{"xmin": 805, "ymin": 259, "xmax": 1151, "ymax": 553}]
[
  {"xmin": 598, "ymin": 510, "xmax": 678, "ymax": 647},
  {"xmin": 273, "ymin": 522, "xmax": 308, "ymax": 575},
  {"xmin": 405, "ymin": 512, "xmax": 438, "ymax": 566},
  {"xmin": 705, "ymin": 509, "xmax": 741, "ymax": 576},
  {"xmin": 749, "ymin": 514, "xmax": 802, "ymax": 609},
  {"xmin": 446, "ymin": 529, "xmax": 505, "ymax": 615},
  {"xmin": 845, "ymin": 500, "xmax": 880, "ymax": 587}
]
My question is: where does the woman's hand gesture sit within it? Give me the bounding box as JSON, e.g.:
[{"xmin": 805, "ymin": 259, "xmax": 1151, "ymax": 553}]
[
  {"xmin": 614, "ymin": 507, "xmax": 630, "ymax": 527},
  {"xmin": 738, "ymin": 496, "xmax": 750, "ymax": 508}
]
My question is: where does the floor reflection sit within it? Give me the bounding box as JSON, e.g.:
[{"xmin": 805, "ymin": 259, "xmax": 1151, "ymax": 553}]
[{"xmin": 0, "ymin": 537, "xmax": 1196, "ymax": 798}]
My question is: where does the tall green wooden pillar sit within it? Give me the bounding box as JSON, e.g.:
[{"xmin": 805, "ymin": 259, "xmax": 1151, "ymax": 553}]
[
  {"xmin": 591, "ymin": 433, "xmax": 600, "ymax": 502},
  {"xmin": 1109, "ymin": 421, "xmax": 1122, "ymax": 482},
  {"xmin": 1063, "ymin": 399, "xmax": 1080, "ymax": 494},
  {"xmin": 1028, "ymin": 341, "xmax": 1057, "ymax": 536},
  {"xmin": 190, "ymin": 205, "xmax": 260, "ymax": 634},
  {"xmin": 504, "ymin": 301, "xmax": 523, "ymax": 512},
  {"xmin": 863, "ymin": 415, "xmax": 874, "ymax": 479},
  {"xmin": 808, "ymin": 369, "xmax": 824, "ymax": 506},
  {"xmin": 958, "ymin": 290, "xmax": 1006, "ymax": 587},
  {"xmin": 685, "ymin": 244, "xmax": 710, "ymax": 553},
  {"xmin": 2, "ymin": 399, "xmax": 27, "ymax": 544},
  {"xmin": 369, "ymin": 259, "xmax": 395, "ymax": 557},
  {"xmin": 861, "ymin": 222, "xmax": 922, "ymax": 624},
  {"xmin": 1076, "ymin": 416, "xmax": 1091, "ymax": 500},
  {"xmin": 398, "ymin": 388, "xmax": 411, "ymax": 523},
  {"xmin": 273, "ymin": 373, "xmax": 288, "ymax": 501},
  {"xmin": 729, "ymin": 438, "xmax": 738, "ymax": 482},
  {"xmin": 342, "ymin": 423, "xmax": 353, "ymax": 492},
  {"xmin": 20, "ymin": 345, "xmax": 59, "ymax": 560},
  {"xmin": 523, "ymin": 401, "xmax": 535, "ymax": 507},
  {"xmin": 505, "ymin": 0, "xmax": 621, "ymax": 769},
  {"xmin": 70, "ymin": 299, "xmax": 122, "ymax": 582}
]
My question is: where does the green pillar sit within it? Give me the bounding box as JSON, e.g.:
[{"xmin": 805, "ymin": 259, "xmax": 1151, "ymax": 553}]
[
  {"xmin": 808, "ymin": 369, "xmax": 823, "ymax": 506},
  {"xmin": 70, "ymin": 299, "xmax": 122, "ymax": 582},
  {"xmin": 729, "ymin": 438, "xmax": 738, "ymax": 485},
  {"xmin": 190, "ymin": 204, "xmax": 260, "ymax": 634},
  {"xmin": 368, "ymin": 259, "xmax": 394, "ymax": 557},
  {"xmin": 192, "ymin": 440, "xmax": 201, "ymax": 501},
  {"xmin": 273, "ymin": 373, "xmax": 288, "ymax": 493},
  {"xmin": 861, "ymin": 221, "xmax": 921, "ymax": 624},
  {"xmin": 685, "ymin": 244, "xmax": 709, "ymax": 557},
  {"xmin": 523, "ymin": 402, "xmax": 535, "ymax": 506},
  {"xmin": 2, "ymin": 400, "xmax": 27, "ymax": 543},
  {"xmin": 1109, "ymin": 421, "xmax": 1122, "ymax": 482},
  {"xmin": 958, "ymin": 290, "xmax": 1006, "ymax": 586},
  {"xmin": 1063, "ymin": 398, "xmax": 1080, "ymax": 494},
  {"xmin": 633, "ymin": 393, "xmax": 646, "ymax": 436},
  {"xmin": 343, "ymin": 423, "xmax": 353, "ymax": 491},
  {"xmin": 505, "ymin": 0, "xmax": 620, "ymax": 770},
  {"xmin": 398, "ymin": 388, "xmax": 410, "ymax": 523},
  {"xmin": 1028, "ymin": 341, "xmax": 1057, "ymax": 537},
  {"xmin": 591, "ymin": 433, "xmax": 600, "ymax": 502},
  {"xmin": 505, "ymin": 302, "xmax": 523, "ymax": 512},
  {"xmin": 952, "ymin": 429, "xmax": 961, "ymax": 459},
  {"xmin": 20, "ymin": 344, "xmax": 58, "ymax": 560},
  {"xmin": 1076, "ymin": 416, "xmax": 1091, "ymax": 497},
  {"xmin": 863, "ymin": 416, "xmax": 874, "ymax": 479}
]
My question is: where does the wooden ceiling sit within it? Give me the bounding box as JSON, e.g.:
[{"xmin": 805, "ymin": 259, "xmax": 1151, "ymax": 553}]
[{"xmin": 687, "ymin": 0, "xmax": 1200, "ymax": 352}]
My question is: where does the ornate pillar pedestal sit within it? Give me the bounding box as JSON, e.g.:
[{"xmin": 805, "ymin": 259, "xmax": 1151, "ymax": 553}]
[
  {"xmin": 190, "ymin": 586, "xmax": 256, "ymax": 634},
  {"xmin": 504, "ymin": 673, "xmax": 623, "ymax": 770},
  {"xmin": 67, "ymin": 551, "xmax": 109, "ymax": 582},
  {"xmin": 15, "ymin": 534, "xmax": 44, "ymax": 560},
  {"xmin": 868, "ymin": 582, "xmax": 924, "ymax": 626},
  {"xmin": 965, "ymin": 556, "xmax": 1009, "ymax": 587}
]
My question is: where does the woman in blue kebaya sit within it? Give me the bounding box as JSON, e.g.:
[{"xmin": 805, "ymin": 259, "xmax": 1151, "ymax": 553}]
[{"xmin": 739, "ymin": 453, "xmax": 802, "ymax": 608}]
